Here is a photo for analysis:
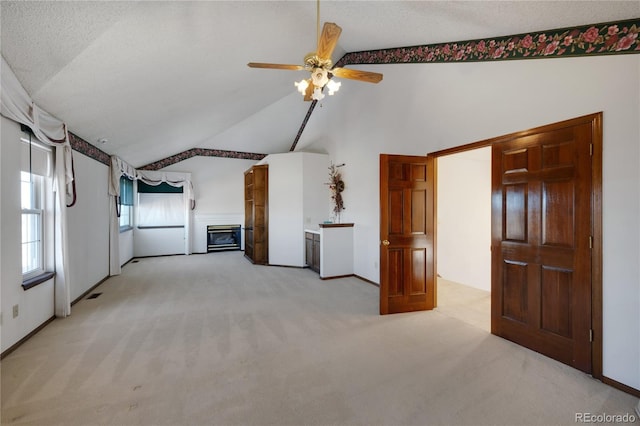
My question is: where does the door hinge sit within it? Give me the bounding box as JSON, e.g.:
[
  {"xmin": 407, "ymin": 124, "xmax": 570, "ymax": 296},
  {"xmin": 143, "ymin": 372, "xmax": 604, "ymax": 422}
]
[
  {"xmin": 589, "ymin": 329, "xmax": 594, "ymax": 342},
  {"xmin": 589, "ymin": 236, "xmax": 593, "ymax": 249},
  {"xmin": 590, "ymin": 143, "xmax": 593, "ymax": 156}
]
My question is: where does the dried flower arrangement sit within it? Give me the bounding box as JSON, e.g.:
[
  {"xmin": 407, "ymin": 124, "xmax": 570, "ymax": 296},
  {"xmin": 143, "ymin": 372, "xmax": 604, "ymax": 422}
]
[{"xmin": 327, "ymin": 163, "xmax": 345, "ymax": 222}]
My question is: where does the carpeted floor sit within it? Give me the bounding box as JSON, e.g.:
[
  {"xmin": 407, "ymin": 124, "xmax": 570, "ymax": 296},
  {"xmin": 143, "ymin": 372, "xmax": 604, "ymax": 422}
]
[
  {"xmin": 436, "ymin": 277, "xmax": 491, "ymax": 333},
  {"xmin": 1, "ymin": 252, "xmax": 637, "ymax": 425}
]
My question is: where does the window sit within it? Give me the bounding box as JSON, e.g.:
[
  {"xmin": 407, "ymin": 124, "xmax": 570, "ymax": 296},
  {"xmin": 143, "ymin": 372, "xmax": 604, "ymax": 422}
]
[
  {"xmin": 21, "ymin": 171, "xmax": 44, "ymax": 279},
  {"xmin": 119, "ymin": 176, "xmax": 133, "ymax": 231},
  {"xmin": 137, "ymin": 181, "xmax": 184, "ymax": 228},
  {"xmin": 20, "ymin": 135, "xmax": 53, "ymax": 287}
]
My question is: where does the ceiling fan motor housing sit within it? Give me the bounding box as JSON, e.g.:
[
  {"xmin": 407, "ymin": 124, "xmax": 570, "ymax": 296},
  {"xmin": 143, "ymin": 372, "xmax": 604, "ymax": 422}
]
[
  {"xmin": 304, "ymin": 53, "xmax": 332, "ymax": 70},
  {"xmin": 311, "ymin": 68, "xmax": 329, "ymax": 87}
]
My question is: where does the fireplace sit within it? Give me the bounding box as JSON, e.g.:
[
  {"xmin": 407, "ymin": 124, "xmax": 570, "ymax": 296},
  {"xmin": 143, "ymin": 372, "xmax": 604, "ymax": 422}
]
[{"xmin": 207, "ymin": 224, "xmax": 241, "ymax": 252}]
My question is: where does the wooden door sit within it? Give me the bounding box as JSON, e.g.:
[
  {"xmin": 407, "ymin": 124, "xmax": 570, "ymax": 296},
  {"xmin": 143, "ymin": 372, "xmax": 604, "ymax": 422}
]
[
  {"xmin": 253, "ymin": 165, "xmax": 268, "ymax": 264},
  {"xmin": 244, "ymin": 169, "xmax": 254, "ymax": 261},
  {"xmin": 244, "ymin": 165, "xmax": 268, "ymax": 264},
  {"xmin": 380, "ymin": 154, "xmax": 435, "ymax": 314},
  {"xmin": 492, "ymin": 116, "xmax": 596, "ymax": 373}
]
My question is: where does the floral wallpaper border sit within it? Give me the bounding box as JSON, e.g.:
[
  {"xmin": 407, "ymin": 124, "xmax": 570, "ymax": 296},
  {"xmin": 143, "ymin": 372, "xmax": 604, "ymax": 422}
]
[
  {"xmin": 68, "ymin": 132, "xmax": 110, "ymax": 165},
  {"xmin": 336, "ymin": 18, "xmax": 639, "ymax": 66},
  {"xmin": 139, "ymin": 148, "xmax": 267, "ymax": 170},
  {"xmin": 68, "ymin": 132, "xmax": 266, "ymax": 170}
]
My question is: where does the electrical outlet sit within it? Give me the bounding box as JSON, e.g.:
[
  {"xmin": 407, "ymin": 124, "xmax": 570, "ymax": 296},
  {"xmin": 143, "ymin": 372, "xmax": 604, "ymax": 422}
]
[{"xmin": 13, "ymin": 304, "xmax": 19, "ymax": 318}]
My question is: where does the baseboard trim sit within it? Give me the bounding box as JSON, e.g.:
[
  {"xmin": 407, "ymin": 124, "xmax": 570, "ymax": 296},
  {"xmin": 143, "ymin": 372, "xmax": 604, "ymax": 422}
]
[
  {"xmin": 268, "ymin": 263, "xmax": 306, "ymax": 269},
  {"xmin": 321, "ymin": 274, "xmax": 355, "ymax": 280},
  {"xmin": 602, "ymin": 375, "xmax": 640, "ymax": 398},
  {"xmin": 354, "ymin": 274, "xmax": 380, "ymax": 287},
  {"xmin": 71, "ymin": 275, "xmax": 110, "ymax": 306},
  {"xmin": 1, "ymin": 316, "xmax": 55, "ymax": 360}
]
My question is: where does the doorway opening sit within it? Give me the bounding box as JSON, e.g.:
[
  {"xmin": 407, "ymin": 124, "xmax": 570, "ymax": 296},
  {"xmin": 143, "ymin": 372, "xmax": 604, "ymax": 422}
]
[{"xmin": 435, "ymin": 146, "xmax": 492, "ymax": 332}]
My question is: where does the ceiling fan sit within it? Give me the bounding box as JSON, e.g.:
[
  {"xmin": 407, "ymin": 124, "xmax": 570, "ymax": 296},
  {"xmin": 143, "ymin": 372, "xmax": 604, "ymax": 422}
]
[{"xmin": 247, "ymin": 1, "xmax": 383, "ymax": 101}]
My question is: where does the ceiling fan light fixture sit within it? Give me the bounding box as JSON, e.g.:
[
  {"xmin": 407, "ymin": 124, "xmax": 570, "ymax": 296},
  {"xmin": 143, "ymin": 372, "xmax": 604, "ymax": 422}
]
[
  {"xmin": 294, "ymin": 78, "xmax": 309, "ymax": 95},
  {"xmin": 326, "ymin": 79, "xmax": 341, "ymax": 95},
  {"xmin": 312, "ymin": 86, "xmax": 325, "ymax": 101},
  {"xmin": 249, "ymin": 3, "xmax": 382, "ymax": 102}
]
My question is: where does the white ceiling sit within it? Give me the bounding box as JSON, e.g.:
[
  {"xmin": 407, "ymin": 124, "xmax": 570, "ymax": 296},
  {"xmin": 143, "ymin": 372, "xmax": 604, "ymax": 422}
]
[{"xmin": 2, "ymin": 1, "xmax": 638, "ymax": 167}]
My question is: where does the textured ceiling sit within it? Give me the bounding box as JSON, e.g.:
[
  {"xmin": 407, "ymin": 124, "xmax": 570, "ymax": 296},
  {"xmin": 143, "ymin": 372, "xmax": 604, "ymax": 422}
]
[{"xmin": 2, "ymin": 1, "xmax": 638, "ymax": 167}]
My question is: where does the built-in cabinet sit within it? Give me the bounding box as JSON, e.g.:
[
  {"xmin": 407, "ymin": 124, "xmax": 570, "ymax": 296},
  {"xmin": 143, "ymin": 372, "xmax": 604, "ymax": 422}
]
[
  {"xmin": 244, "ymin": 164, "xmax": 268, "ymax": 264},
  {"xmin": 305, "ymin": 231, "xmax": 321, "ymax": 273},
  {"xmin": 305, "ymin": 223, "xmax": 354, "ymax": 279}
]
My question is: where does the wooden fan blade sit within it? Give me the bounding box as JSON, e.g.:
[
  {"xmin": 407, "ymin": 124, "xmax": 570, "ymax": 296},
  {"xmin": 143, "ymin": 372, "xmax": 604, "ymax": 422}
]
[
  {"xmin": 316, "ymin": 22, "xmax": 342, "ymax": 60},
  {"xmin": 247, "ymin": 62, "xmax": 304, "ymax": 71},
  {"xmin": 331, "ymin": 67, "xmax": 383, "ymax": 84},
  {"xmin": 304, "ymin": 80, "xmax": 314, "ymax": 102}
]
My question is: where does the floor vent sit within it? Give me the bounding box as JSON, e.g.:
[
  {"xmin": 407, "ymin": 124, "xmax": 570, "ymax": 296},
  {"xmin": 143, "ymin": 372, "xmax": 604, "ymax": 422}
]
[{"xmin": 87, "ymin": 293, "xmax": 102, "ymax": 300}]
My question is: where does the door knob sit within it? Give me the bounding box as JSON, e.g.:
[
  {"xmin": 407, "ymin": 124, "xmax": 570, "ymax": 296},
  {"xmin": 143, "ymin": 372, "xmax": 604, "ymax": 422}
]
[{"xmin": 382, "ymin": 240, "xmax": 390, "ymax": 246}]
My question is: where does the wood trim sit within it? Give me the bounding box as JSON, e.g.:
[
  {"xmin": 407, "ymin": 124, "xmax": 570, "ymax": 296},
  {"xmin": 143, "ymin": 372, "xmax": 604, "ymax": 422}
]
[
  {"xmin": 267, "ymin": 264, "xmax": 306, "ymax": 269},
  {"xmin": 602, "ymin": 376, "xmax": 640, "ymax": 398},
  {"xmin": 430, "ymin": 139, "xmax": 493, "ymax": 157},
  {"xmin": 319, "ymin": 223, "xmax": 354, "ymax": 228},
  {"xmin": 354, "ymin": 274, "xmax": 380, "ymax": 287},
  {"xmin": 321, "ymin": 274, "xmax": 355, "ymax": 280},
  {"xmin": 431, "ymin": 154, "xmax": 438, "ymax": 309},
  {"xmin": 0, "ymin": 316, "xmax": 55, "ymax": 360},
  {"xmin": 590, "ymin": 112, "xmax": 603, "ymax": 380}
]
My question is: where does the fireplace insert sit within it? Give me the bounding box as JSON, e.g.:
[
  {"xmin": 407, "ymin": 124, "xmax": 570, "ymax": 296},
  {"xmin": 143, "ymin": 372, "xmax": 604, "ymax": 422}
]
[{"xmin": 207, "ymin": 224, "xmax": 241, "ymax": 252}]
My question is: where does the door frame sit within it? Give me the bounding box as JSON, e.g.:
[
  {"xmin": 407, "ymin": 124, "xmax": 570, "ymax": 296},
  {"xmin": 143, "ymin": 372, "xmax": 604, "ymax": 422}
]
[{"xmin": 428, "ymin": 113, "xmax": 602, "ymax": 379}]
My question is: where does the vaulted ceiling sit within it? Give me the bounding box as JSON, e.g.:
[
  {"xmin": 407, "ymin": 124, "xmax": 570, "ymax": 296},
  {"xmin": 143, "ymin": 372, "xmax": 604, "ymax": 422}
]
[{"xmin": 2, "ymin": 1, "xmax": 638, "ymax": 167}]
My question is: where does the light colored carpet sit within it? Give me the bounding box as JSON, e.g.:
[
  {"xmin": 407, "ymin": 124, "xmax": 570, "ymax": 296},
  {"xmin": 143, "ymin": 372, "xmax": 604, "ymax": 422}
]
[
  {"xmin": 1, "ymin": 252, "xmax": 637, "ymax": 425},
  {"xmin": 436, "ymin": 278, "xmax": 491, "ymax": 333}
]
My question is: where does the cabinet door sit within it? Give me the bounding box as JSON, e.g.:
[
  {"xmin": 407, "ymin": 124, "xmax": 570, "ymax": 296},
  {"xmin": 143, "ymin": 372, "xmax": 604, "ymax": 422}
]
[
  {"xmin": 305, "ymin": 233, "xmax": 314, "ymax": 267},
  {"xmin": 312, "ymin": 234, "xmax": 321, "ymax": 272}
]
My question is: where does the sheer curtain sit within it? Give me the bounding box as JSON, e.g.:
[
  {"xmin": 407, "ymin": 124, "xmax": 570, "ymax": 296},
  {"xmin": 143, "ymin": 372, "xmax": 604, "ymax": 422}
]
[
  {"xmin": 108, "ymin": 156, "xmax": 136, "ymax": 275},
  {"xmin": 1, "ymin": 55, "xmax": 74, "ymax": 317}
]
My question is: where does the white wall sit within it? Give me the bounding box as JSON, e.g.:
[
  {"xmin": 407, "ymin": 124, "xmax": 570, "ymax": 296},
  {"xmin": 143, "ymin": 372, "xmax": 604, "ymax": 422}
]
[
  {"xmin": 300, "ymin": 55, "xmax": 640, "ymax": 390},
  {"xmin": 134, "ymin": 227, "xmax": 186, "ymax": 257},
  {"xmin": 1, "ymin": 117, "xmax": 112, "ymax": 351},
  {"xmin": 1, "ymin": 117, "xmax": 54, "ymax": 351},
  {"xmin": 119, "ymin": 228, "xmax": 134, "ymax": 265},
  {"xmin": 163, "ymin": 156, "xmax": 257, "ymax": 253},
  {"xmin": 437, "ymin": 147, "xmax": 491, "ymax": 291},
  {"xmin": 65, "ymin": 152, "xmax": 110, "ymax": 302},
  {"xmin": 261, "ymin": 153, "xmax": 304, "ymax": 266},
  {"xmin": 259, "ymin": 152, "xmax": 330, "ymax": 267},
  {"xmin": 302, "ymin": 152, "xmax": 333, "ymax": 226}
]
